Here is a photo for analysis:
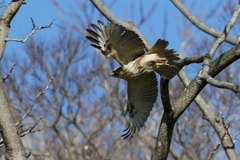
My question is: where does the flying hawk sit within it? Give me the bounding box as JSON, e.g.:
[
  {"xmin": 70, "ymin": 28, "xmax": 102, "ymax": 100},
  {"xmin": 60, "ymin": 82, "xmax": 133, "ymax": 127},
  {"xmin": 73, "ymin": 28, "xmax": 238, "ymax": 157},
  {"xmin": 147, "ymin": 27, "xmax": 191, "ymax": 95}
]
[{"xmin": 86, "ymin": 20, "xmax": 179, "ymax": 139}]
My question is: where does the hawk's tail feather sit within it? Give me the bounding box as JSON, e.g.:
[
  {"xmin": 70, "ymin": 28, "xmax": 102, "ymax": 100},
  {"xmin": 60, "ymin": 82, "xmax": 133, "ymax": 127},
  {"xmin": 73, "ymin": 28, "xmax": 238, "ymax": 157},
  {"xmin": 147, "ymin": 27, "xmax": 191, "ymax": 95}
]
[
  {"xmin": 156, "ymin": 65, "xmax": 179, "ymax": 79},
  {"xmin": 148, "ymin": 39, "xmax": 179, "ymax": 59},
  {"xmin": 148, "ymin": 39, "xmax": 169, "ymax": 54},
  {"xmin": 155, "ymin": 55, "xmax": 180, "ymax": 79},
  {"xmin": 148, "ymin": 39, "xmax": 180, "ymax": 79}
]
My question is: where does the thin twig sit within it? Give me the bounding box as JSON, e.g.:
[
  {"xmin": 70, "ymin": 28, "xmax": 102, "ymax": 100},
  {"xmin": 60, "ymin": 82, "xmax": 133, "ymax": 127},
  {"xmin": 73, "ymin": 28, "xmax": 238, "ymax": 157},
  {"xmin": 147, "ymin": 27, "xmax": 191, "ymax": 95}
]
[
  {"xmin": 208, "ymin": 4, "xmax": 240, "ymax": 59},
  {"xmin": 1, "ymin": 117, "xmax": 43, "ymax": 147},
  {"xmin": 15, "ymin": 78, "xmax": 52, "ymax": 126},
  {"xmin": 231, "ymin": 132, "xmax": 240, "ymax": 145},
  {"xmin": 2, "ymin": 63, "xmax": 16, "ymax": 82},
  {"xmin": 19, "ymin": 117, "xmax": 43, "ymax": 137},
  {"xmin": 31, "ymin": 17, "xmax": 35, "ymax": 29},
  {"xmin": 206, "ymin": 124, "xmax": 230, "ymax": 160},
  {"xmin": 5, "ymin": 19, "xmax": 56, "ymax": 43}
]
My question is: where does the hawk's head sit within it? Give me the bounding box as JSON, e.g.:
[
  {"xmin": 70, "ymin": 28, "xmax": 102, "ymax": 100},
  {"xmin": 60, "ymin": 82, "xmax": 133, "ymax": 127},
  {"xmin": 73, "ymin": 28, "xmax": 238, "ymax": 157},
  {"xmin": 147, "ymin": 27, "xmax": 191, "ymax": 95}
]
[{"xmin": 110, "ymin": 67, "xmax": 123, "ymax": 78}]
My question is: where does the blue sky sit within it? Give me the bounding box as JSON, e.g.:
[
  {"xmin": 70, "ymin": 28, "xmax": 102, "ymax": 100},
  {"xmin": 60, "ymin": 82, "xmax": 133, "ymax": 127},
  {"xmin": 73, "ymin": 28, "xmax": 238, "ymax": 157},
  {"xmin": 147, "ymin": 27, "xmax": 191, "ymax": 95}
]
[{"xmin": 5, "ymin": 0, "xmax": 226, "ymax": 58}]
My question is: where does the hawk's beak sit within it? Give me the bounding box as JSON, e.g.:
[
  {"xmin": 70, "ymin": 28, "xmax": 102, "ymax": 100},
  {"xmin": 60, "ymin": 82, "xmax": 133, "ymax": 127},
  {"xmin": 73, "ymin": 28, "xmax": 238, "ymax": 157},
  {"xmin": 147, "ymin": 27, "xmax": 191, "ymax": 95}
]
[
  {"xmin": 110, "ymin": 73, "xmax": 117, "ymax": 77},
  {"xmin": 110, "ymin": 72, "xmax": 120, "ymax": 78},
  {"xmin": 111, "ymin": 67, "xmax": 122, "ymax": 78}
]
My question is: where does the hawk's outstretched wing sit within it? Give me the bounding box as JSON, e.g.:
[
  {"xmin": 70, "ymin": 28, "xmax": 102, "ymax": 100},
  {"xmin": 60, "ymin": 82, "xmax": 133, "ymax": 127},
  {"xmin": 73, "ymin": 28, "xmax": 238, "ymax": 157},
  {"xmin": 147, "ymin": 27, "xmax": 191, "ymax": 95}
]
[
  {"xmin": 86, "ymin": 20, "xmax": 146, "ymax": 65},
  {"xmin": 122, "ymin": 72, "xmax": 158, "ymax": 139}
]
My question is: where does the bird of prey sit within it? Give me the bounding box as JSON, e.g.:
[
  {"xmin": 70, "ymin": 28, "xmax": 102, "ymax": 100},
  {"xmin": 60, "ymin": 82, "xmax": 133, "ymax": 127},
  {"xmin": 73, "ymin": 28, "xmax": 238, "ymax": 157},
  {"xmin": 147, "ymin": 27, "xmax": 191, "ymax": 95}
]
[{"xmin": 86, "ymin": 20, "xmax": 179, "ymax": 139}]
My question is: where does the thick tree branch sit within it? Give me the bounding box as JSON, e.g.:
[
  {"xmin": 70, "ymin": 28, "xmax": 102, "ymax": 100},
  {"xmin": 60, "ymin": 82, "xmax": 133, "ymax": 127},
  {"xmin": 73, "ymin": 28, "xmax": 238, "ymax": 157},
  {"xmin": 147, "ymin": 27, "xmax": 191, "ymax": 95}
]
[
  {"xmin": 207, "ymin": 123, "xmax": 230, "ymax": 160},
  {"xmin": 0, "ymin": 0, "xmax": 25, "ymax": 59},
  {"xmin": 178, "ymin": 70, "xmax": 237, "ymax": 160},
  {"xmin": 0, "ymin": 0, "xmax": 26, "ymax": 159},
  {"xmin": 0, "ymin": 72, "xmax": 26, "ymax": 160},
  {"xmin": 152, "ymin": 42, "xmax": 240, "ymax": 160},
  {"xmin": 200, "ymin": 54, "xmax": 240, "ymax": 99},
  {"xmin": 178, "ymin": 54, "xmax": 205, "ymax": 69},
  {"xmin": 170, "ymin": 0, "xmax": 239, "ymax": 45},
  {"xmin": 160, "ymin": 79, "xmax": 171, "ymax": 112},
  {"xmin": 174, "ymin": 43, "xmax": 240, "ymax": 119},
  {"xmin": 152, "ymin": 78, "xmax": 175, "ymax": 160},
  {"xmin": 209, "ymin": 4, "xmax": 240, "ymax": 58},
  {"xmin": 202, "ymin": 72, "xmax": 240, "ymax": 99},
  {"xmin": 200, "ymin": 5, "xmax": 240, "ymax": 99}
]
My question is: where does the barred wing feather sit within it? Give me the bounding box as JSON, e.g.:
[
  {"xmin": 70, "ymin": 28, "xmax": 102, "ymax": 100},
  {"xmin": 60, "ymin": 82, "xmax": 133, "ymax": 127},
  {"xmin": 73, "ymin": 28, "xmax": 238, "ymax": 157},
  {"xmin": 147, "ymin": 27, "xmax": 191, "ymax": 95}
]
[
  {"xmin": 122, "ymin": 72, "xmax": 158, "ymax": 139},
  {"xmin": 86, "ymin": 20, "xmax": 146, "ymax": 65}
]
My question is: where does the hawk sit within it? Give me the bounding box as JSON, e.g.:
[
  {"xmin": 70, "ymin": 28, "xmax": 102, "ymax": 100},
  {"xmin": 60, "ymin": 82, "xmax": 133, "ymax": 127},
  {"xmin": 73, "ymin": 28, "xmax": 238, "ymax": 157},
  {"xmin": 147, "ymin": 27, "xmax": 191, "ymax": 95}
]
[{"xmin": 86, "ymin": 20, "xmax": 179, "ymax": 139}]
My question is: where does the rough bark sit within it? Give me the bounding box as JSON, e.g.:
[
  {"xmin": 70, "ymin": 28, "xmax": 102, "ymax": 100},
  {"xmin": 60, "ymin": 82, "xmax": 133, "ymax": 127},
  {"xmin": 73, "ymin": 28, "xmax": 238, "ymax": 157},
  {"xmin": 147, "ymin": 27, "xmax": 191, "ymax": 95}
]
[
  {"xmin": 152, "ymin": 43, "xmax": 240, "ymax": 160},
  {"xmin": 0, "ymin": 0, "xmax": 26, "ymax": 159}
]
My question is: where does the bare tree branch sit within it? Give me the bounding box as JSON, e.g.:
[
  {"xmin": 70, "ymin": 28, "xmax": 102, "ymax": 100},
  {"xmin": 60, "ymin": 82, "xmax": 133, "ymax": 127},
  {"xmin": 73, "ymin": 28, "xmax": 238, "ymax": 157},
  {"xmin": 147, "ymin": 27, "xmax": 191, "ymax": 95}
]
[
  {"xmin": 152, "ymin": 78, "xmax": 175, "ymax": 160},
  {"xmin": 16, "ymin": 78, "xmax": 52, "ymax": 126},
  {"xmin": 207, "ymin": 124, "xmax": 230, "ymax": 160},
  {"xmin": 200, "ymin": 5, "xmax": 240, "ymax": 98},
  {"xmin": 175, "ymin": 44, "xmax": 240, "ymax": 160},
  {"xmin": 178, "ymin": 70, "xmax": 238, "ymax": 160},
  {"xmin": 0, "ymin": 0, "xmax": 27, "ymax": 159},
  {"xmin": 5, "ymin": 19, "xmax": 56, "ymax": 43},
  {"xmin": 19, "ymin": 118, "xmax": 43, "ymax": 137},
  {"xmin": 179, "ymin": 54, "xmax": 205, "ymax": 69},
  {"xmin": 2, "ymin": 63, "xmax": 16, "ymax": 82},
  {"xmin": 88, "ymin": 1, "xmax": 240, "ymax": 159},
  {"xmin": 170, "ymin": 0, "xmax": 239, "ymax": 45},
  {"xmin": 209, "ymin": 4, "xmax": 240, "ymax": 59}
]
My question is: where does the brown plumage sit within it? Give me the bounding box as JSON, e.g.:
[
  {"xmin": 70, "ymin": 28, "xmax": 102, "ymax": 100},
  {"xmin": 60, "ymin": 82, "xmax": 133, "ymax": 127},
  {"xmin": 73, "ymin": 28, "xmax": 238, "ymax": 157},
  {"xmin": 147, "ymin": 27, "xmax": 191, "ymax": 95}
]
[{"xmin": 85, "ymin": 20, "xmax": 180, "ymax": 139}]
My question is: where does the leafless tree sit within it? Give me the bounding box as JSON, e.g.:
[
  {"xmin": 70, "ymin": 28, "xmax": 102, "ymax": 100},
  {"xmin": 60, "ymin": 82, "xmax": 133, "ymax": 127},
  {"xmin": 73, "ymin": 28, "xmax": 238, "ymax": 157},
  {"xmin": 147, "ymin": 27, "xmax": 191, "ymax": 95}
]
[
  {"xmin": 0, "ymin": 0, "xmax": 54, "ymax": 159},
  {"xmin": 1, "ymin": 0, "xmax": 240, "ymax": 160}
]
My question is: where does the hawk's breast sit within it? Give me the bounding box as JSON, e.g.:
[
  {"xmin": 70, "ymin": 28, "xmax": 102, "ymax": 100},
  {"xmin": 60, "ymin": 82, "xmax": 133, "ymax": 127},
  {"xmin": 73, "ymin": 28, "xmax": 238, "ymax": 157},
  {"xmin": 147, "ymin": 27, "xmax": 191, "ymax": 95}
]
[{"xmin": 121, "ymin": 59, "xmax": 145, "ymax": 80}]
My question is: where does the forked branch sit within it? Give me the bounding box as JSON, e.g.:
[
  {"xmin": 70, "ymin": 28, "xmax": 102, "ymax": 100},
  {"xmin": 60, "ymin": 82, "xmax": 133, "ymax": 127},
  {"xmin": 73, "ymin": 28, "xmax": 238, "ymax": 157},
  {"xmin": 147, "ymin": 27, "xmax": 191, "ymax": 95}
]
[
  {"xmin": 5, "ymin": 18, "xmax": 56, "ymax": 43},
  {"xmin": 16, "ymin": 78, "xmax": 52, "ymax": 126},
  {"xmin": 200, "ymin": 4, "xmax": 240, "ymax": 99}
]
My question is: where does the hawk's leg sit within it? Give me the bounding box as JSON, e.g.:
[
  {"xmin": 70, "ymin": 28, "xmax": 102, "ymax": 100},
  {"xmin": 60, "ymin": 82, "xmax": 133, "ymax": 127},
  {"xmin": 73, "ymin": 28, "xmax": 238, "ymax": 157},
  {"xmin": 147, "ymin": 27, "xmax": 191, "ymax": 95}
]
[{"xmin": 156, "ymin": 58, "xmax": 169, "ymax": 67}]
